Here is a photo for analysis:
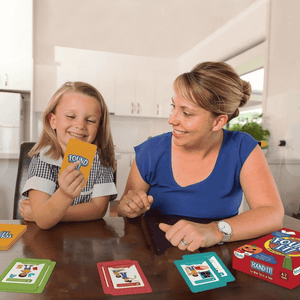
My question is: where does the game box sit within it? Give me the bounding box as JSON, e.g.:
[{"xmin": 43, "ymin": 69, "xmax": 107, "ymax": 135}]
[{"xmin": 232, "ymin": 228, "xmax": 300, "ymax": 289}]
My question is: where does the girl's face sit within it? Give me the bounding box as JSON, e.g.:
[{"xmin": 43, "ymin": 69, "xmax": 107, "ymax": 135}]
[
  {"xmin": 49, "ymin": 92, "xmax": 101, "ymax": 153},
  {"xmin": 168, "ymin": 92, "xmax": 219, "ymax": 149}
]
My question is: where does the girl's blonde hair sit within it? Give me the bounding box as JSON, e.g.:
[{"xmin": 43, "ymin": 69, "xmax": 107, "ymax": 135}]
[
  {"xmin": 29, "ymin": 81, "xmax": 115, "ymax": 170},
  {"xmin": 174, "ymin": 61, "xmax": 251, "ymax": 122}
]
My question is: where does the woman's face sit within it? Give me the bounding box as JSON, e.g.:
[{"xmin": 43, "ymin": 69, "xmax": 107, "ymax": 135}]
[
  {"xmin": 49, "ymin": 92, "xmax": 101, "ymax": 153},
  {"xmin": 168, "ymin": 92, "xmax": 218, "ymax": 149}
]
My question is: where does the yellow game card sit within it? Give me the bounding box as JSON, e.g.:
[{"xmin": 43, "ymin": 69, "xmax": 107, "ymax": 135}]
[
  {"xmin": 0, "ymin": 224, "xmax": 27, "ymax": 251},
  {"xmin": 59, "ymin": 138, "xmax": 97, "ymax": 187}
]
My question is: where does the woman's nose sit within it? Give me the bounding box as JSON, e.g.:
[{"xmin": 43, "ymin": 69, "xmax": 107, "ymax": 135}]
[{"xmin": 168, "ymin": 110, "xmax": 179, "ymax": 125}]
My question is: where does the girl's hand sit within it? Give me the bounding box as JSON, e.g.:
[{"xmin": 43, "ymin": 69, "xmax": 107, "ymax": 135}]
[
  {"xmin": 159, "ymin": 220, "xmax": 223, "ymax": 251},
  {"xmin": 19, "ymin": 199, "xmax": 35, "ymax": 222},
  {"xmin": 58, "ymin": 161, "xmax": 86, "ymax": 201},
  {"xmin": 118, "ymin": 190, "xmax": 153, "ymax": 218}
]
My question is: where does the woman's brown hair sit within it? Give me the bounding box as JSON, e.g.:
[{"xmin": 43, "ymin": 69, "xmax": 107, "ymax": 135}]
[{"xmin": 174, "ymin": 61, "xmax": 251, "ymax": 122}]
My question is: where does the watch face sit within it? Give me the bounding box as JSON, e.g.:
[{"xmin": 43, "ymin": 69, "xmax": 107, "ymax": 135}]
[{"xmin": 218, "ymin": 221, "xmax": 232, "ymax": 235}]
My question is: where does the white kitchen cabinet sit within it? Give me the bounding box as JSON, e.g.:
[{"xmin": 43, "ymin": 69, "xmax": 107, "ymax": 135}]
[
  {"xmin": 0, "ymin": 0, "xmax": 33, "ymax": 91},
  {"xmin": 155, "ymin": 74, "xmax": 173, "ymax": 118},
  {"xmin": 115, "ymin": 153, "xmax": 134, "ymax": 199},
  {"xmin": 115, "ymin": 72, "xmax": 136, "ymax": 116},
  {"xmin": 135, "ymin": 74, "xmax": 155, "ymax": 117}
]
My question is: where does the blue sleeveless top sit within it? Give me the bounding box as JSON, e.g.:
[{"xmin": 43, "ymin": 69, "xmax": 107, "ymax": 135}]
[{"xmin": 134, "ymin": 130, "xmax": 258, "ymax": 219}]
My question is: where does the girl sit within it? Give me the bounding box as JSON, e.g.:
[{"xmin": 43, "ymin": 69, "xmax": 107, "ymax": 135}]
[{"xmin": 20, "ymin": 82, "xmax": 117, "ymax": 229}]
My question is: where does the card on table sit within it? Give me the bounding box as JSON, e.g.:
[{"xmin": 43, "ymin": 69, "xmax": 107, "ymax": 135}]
[
  {"xmin": 97, "ymin": 260, "xmax": 152, "ymax": 296},
  {"xmin": 59, "ymin": 138, "xmax": 97, "ymax": 187},
  {"xmin": 0, "ymin": 224, "xmax": 27, "ymax": 251},
  {"xmin": 174, "ymin": 252, "xmax": 235, "ymax": 293},
  {"xmin": 0, "ymin": 258, "xmax": 55, "ymax": 294}
]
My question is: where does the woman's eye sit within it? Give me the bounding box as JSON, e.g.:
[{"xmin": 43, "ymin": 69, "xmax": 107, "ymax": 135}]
[
  {"xmin": 67, "ymin": 115, "xmax": 75, "ymax": 119},
  {"xmin": 183, "ymin": 111, "xmax": 191, "ymax": 117}
]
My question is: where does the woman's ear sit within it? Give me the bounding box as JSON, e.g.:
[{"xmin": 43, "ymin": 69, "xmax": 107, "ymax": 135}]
[
  {"xmin": 48, "ymin": 113, "xmax": 56, "ymax": 130},
  {"xmin": 212, "ymin": 115, "xmax": 228, "ymax": 131}
]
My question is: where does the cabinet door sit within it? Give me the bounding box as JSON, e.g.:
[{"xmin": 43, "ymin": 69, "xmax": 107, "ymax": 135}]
[
  {"xmin": 115, "ymin": 72, "xmax": 136, "ymax": 116},
  {"xmin": 0, "ymin": 0, "xmax": 33, "ymax": 91},
  {"xmin": 135, "ymin": 74, "xmax": 155, "ymax": 117},
  {"xmin": 56, "ymin": 64, "xmax": 80, "ymax": 88},
  {"xmin": 97, "ymin": 70, "xmax": 116, "ymax": 114},
  {"xmin": 155, "ymin": 74, "xmax": 173, "ymax": 118}
]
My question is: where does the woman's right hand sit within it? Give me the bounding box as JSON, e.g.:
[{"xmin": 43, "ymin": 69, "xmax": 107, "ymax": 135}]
[
  {"xmin": 117, "ymin": 190, "xmax": 153, "ymax": 218},
  {"xmin": 58, "ymin": 161, "xmax": 85, "ymax": 201}
]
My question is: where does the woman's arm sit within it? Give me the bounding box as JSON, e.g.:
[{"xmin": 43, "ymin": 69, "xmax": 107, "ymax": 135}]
[
  {"xmin": 117, "ymin": 159, "xmax": 153, "ymax": 218},
  {"xmin": 159, "ymin": 145, "xmax": 284, "ymax": 251}
]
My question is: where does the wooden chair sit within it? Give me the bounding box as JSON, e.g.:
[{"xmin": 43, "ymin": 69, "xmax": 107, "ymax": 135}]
[{"xmin": 13, "ymin": 142, "xmax": 35, "ymax": 219}]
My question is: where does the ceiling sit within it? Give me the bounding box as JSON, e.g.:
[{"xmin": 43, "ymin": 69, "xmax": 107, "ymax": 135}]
[{"xmin": 35, "ymin": 0, "xmax": 259, "ymax": 59}]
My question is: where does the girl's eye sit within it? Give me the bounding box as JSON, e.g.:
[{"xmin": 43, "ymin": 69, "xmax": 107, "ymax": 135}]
[{"xmin": 87, "ymin": 119, "xmax": 96, "ymax": 124}]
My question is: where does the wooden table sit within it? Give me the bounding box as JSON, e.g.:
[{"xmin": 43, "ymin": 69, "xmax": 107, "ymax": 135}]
[{"xmin": 0, "ymin": 215, "xmax": 299, "ymax": 299}]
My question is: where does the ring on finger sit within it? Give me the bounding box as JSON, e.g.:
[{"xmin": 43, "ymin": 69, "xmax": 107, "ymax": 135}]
[
  {"xmin": 180, "ymin": 239, "xmax": 189, "ymax": 246},
  {"xmin": 126, "ymin": 199, "xmax": 133, "ymax": 205}
]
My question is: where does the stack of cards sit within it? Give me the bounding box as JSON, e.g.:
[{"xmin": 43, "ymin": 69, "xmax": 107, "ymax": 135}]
[
  {"xmin": 97, "ymin": 260, "xmax": 152, "ymax": 296},
  {"xmin": 174, "ymin": 252, "xmax": 235, "ymax": 293},
  {"xmin": 0, "ymin": 258, "xmax": 55, "ymax": 294},
  {"xmin": 0, "ymin": 224, "xmax": 27, "ymax": 251},
  {"xmin": 59, "ymin": 138, "xmax": 97, "ymax": 187}
]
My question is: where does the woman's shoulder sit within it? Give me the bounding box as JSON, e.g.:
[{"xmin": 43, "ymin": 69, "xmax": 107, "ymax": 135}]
[
  {"xmin": 224, "ymin": 129, "xmax": 257, "ymax": 145},
  {"xmin": 135, "ymin": 132, "xmax": 172, "ymax": 151}
]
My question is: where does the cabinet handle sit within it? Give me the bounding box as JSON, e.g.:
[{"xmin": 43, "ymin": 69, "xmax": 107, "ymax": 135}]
[
  {"xmin": 131, "ymin": 102, "xmax": 135, "ymax": 114},
  {"xmin": 4, "ymin": 74, "xmax": 8, "ymax": 87},
  {"xmin": 157, "ymin": 104, "xmax": 160, "ymax": 115},
  {"xmin": 137, "ymin": 103, "xmax": 140, "ymax": 114}
]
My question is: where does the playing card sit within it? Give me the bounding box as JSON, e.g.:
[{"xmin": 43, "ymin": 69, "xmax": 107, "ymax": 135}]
[
  {"xmin": 175, "ymin": 252, "xmax": 235, "ymax": 293},
  {"xmin": 97, "ymin": 260, "xmax": 152, "ymax": 296},
  {"xmin": 0, "ymin": 224, "xmax": 27, "ymax": 251},
  {"xmin": 59, "ymin": 138, "xmax": 97, "ymax": 187},
  {"xmin": 0, "ymin": 258, "xmax": 55, "ymax": 294}
]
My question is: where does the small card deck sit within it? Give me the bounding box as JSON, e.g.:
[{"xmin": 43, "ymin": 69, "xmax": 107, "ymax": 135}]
[
  {"xmin": 97, "ymin": 260, "xmax": 152, "ymax": 296},
  {"xmin": 59, "ymin": 138, "xmax": 97, "ymax": 187},
  {"xmin": 0, "ymin": 224, "xmax": 27, "ymax": 251},
  {"xmin": 0, "ymin": 258, "xmax": 55, "ymax": 294},
  {"xmin": 174, "ymin": 252, "xmax": 235, "ymax": 293}
]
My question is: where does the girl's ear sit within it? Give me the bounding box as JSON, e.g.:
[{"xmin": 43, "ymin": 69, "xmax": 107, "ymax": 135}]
[
  {"xmin": 212, "ymin": 115, "xmax": 228, "ymax": 131},
  {"xmin": 48, "ymin": 113, "xmax": 56, "ymax": 130}
]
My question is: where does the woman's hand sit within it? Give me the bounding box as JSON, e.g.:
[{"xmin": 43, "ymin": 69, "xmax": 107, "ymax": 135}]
[
  {"xmin": 159, "ymin": 220, "xmax": 224, "ymax": 251},
  {"xmin": 117, "ymin": 190, "xmax": 153, "ymax": 218},
  {"xmin": 58, "ymin": 161, "xmax": 85, "ymax": 201},
  {"xmin": 19, "ymin": 199, "xmax": 35, "ymax": 222}
]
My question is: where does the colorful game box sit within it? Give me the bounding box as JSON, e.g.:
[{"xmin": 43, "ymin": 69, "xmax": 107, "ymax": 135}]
[
  {"xmin": 233, "ymin": 228, "xmax": 300, "ymax": 289},
  {"xmin": 0, "ymin": 224, "xmax": 27, "ymax": 251}
]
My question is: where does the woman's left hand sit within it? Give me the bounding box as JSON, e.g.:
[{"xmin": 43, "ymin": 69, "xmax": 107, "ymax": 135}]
[
  {"xmin": 19, "ymin": 199, "xmax": 35, "ymax": 222},
  {"xmin": 159, "ymin": 220, "xmax": 223, "ymax": 251}
]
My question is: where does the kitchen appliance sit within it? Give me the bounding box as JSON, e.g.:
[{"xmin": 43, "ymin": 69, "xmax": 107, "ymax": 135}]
[{"xmin": 0, "ymin": 92, "xmax": 24, "ymax": 153}]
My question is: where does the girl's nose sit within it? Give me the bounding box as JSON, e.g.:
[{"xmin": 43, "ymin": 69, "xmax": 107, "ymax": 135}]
[{"xmin": 75, "ymin": 119, "xmax": 85, "ymax": 129}]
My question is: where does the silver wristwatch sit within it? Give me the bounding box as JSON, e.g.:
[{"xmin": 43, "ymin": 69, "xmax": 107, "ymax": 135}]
[{"xmin": 217, "ymin": 221, "xmax": 232, "ymax": 243}]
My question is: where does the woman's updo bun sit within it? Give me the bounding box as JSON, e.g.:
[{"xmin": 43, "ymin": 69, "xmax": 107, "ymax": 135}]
[{"xmin": 173, "ymin": 61, "xmax": 252, "ymax": 123}]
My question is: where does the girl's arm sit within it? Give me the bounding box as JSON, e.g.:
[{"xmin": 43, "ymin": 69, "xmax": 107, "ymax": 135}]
[
  {"xmin": 60, "ymin": 196, "xmax": 110, "ymax": 222},
  {"xmin": 28, "ymin": 161, "xmax": 85, "ymax": 229}
]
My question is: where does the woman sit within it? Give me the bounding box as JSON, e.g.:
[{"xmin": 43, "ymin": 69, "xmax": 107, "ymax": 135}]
[{"xmin": 117, "ymin": 61, "xmax": 284, "ymax": 251}]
